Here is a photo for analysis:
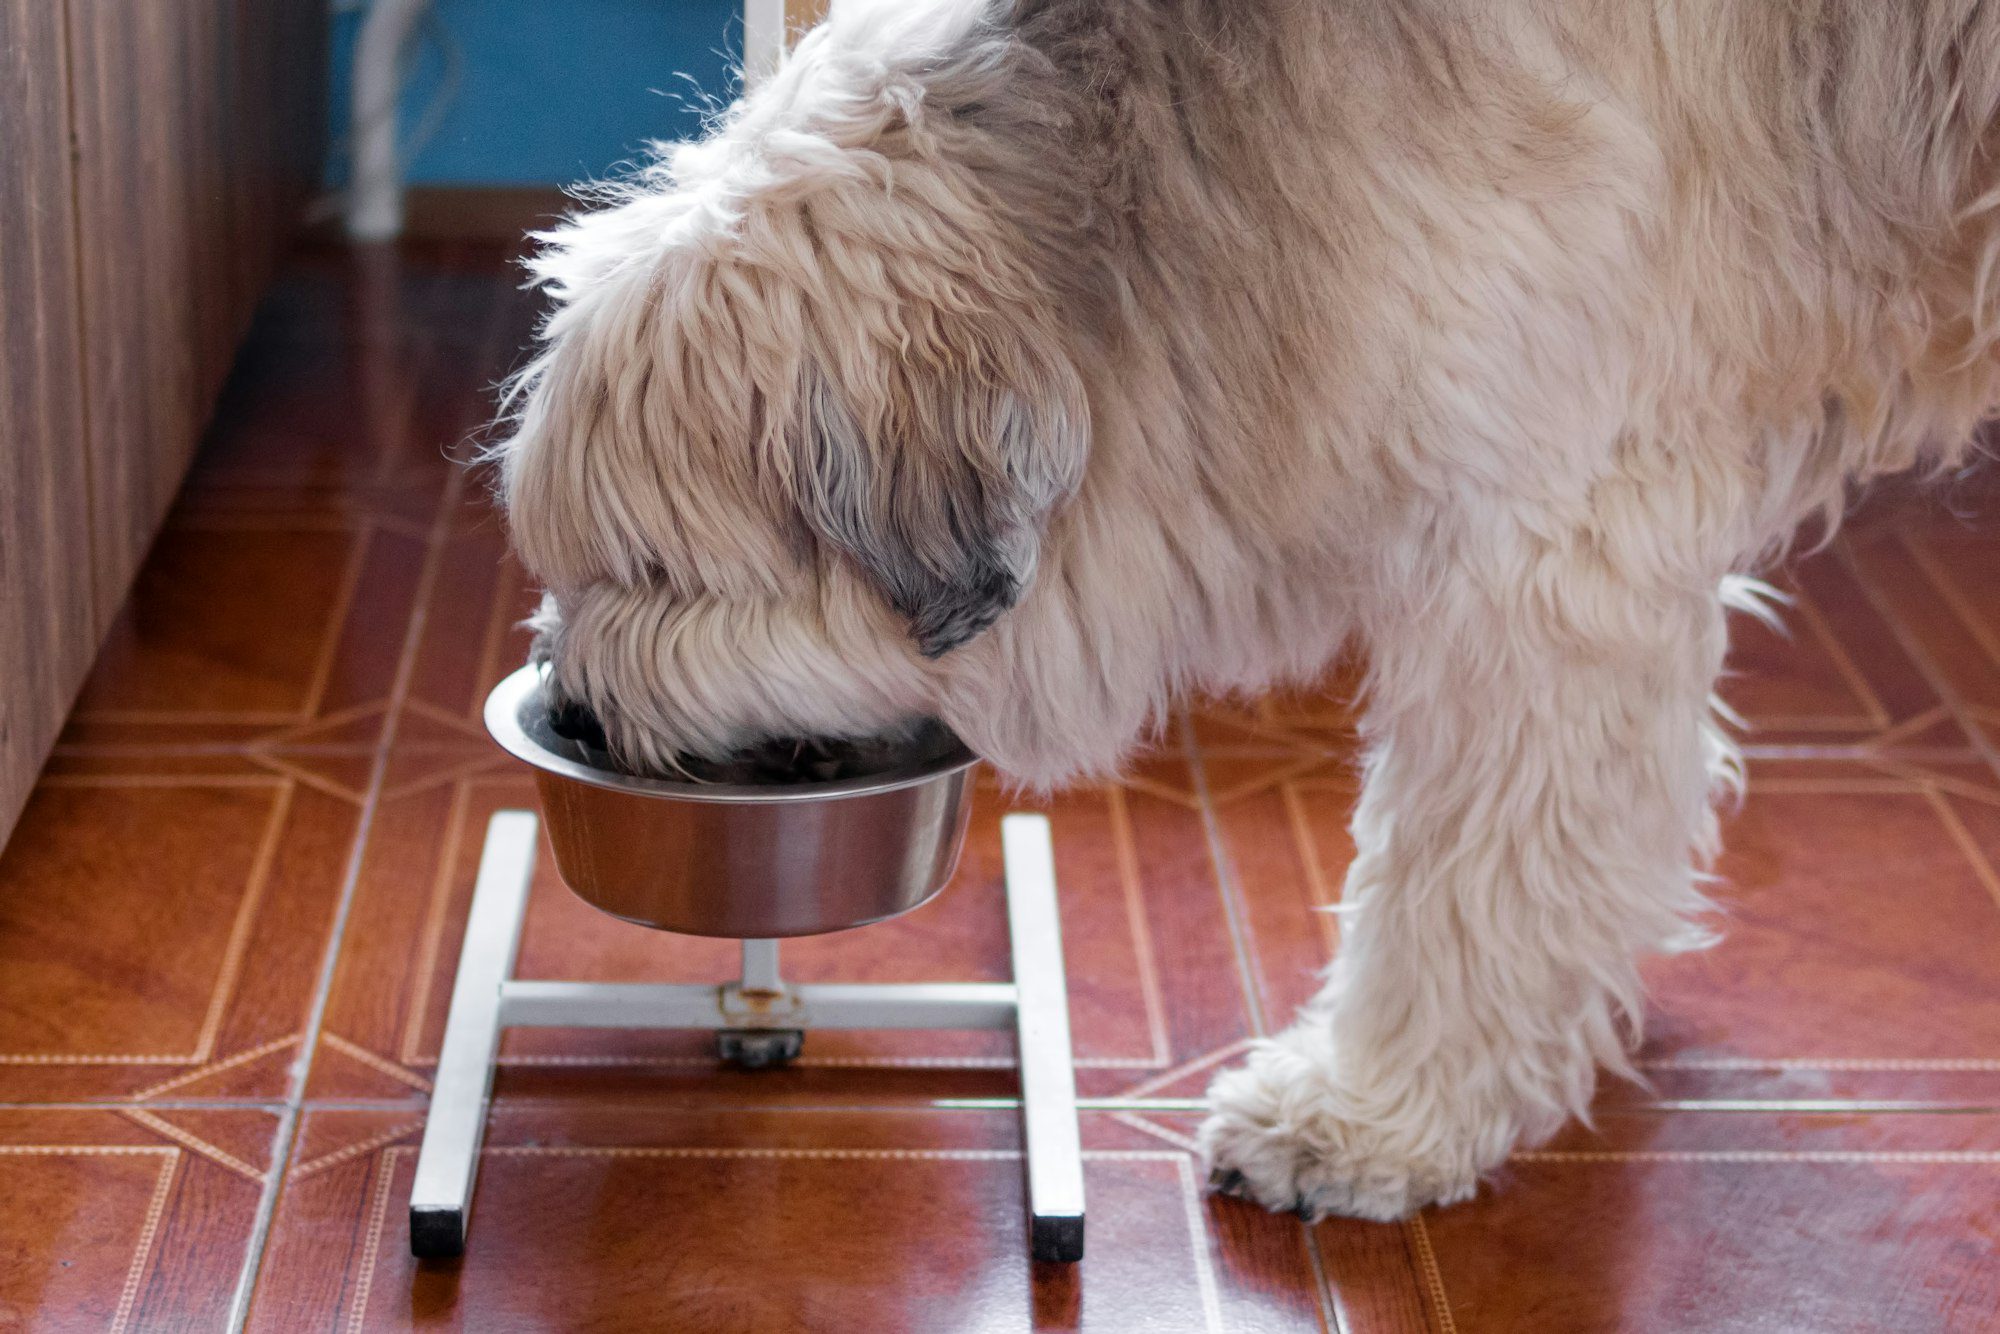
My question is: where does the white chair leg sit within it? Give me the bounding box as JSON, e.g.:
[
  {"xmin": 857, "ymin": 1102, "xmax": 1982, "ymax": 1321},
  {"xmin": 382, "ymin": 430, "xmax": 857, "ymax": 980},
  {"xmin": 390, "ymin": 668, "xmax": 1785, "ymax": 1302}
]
[{"xmin": 347, "ymin": 0, "xmax": 429, "ymax": 240}]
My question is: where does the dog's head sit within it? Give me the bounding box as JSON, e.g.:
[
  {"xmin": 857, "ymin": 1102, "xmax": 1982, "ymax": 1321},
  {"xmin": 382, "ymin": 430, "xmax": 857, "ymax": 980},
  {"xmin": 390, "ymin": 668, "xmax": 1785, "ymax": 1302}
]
[{"xmin": 494, "ymin": 7, "xmax": 1100, "ymax": 778}]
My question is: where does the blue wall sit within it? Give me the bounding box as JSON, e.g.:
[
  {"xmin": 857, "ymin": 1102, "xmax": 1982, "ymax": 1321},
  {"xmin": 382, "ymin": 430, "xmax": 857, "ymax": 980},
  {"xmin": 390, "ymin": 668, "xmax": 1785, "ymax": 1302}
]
[{"xmin": 326, "ymin": 0, "xmax": 743, "ymax": 187}]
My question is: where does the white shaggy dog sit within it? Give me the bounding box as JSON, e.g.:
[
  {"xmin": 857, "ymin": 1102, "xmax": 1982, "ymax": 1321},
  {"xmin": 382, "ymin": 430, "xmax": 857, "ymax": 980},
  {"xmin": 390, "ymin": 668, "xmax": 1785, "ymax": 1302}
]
[{"xmin": 495, "ymin": 0, "xmax": 2000, "ymax": 1220}]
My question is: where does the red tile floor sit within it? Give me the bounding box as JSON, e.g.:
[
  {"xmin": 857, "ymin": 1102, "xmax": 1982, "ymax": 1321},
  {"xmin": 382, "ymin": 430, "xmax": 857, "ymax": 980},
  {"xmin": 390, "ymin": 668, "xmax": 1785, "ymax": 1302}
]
[{"xmin": 2, "ymin": 244, "xmax": 1998, "ymax": 1332}]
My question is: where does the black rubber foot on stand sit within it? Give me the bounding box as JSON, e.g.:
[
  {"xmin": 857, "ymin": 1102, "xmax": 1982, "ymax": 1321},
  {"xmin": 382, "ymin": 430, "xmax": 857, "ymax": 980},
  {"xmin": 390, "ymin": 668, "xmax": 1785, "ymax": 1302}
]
[
  {"xmin": 1032, "ymin": 1213, "xmax": 1085, "ymax": 1264},
  {"xmin": 717, "ymin": 1028, "xmax": 805, "ymax": 1069},
  {"xmin": 411, "ymin": 1206, "xmax": 466, "ymax": 1259}
]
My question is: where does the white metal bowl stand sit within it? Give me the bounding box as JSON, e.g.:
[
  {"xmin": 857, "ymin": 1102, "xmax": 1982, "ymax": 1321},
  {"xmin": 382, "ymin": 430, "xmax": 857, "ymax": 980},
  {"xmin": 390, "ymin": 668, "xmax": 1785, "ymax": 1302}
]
[{"xmin": 408, "ymin": 810, "xmax": 1086, "ymax": 1263}]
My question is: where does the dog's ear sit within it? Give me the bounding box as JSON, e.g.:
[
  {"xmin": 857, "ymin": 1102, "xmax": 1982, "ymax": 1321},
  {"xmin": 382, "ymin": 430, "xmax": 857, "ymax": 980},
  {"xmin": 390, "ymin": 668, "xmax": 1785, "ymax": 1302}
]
[{"xmin": 786, "ymin": 314, "xmax": 1087, "ymax": 658}]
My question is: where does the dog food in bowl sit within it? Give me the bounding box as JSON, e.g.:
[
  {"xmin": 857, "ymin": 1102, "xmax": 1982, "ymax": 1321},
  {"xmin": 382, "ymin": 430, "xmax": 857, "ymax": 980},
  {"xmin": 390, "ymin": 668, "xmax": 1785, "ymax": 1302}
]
[{"xmin": 542, "ymin": 699, "xmax": 962, "ymax": 787}]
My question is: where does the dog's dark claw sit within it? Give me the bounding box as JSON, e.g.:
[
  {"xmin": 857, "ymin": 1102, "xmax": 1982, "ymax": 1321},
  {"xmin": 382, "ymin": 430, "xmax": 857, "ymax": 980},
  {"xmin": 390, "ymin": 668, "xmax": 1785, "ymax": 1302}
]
[
  {"xmin": 1294, "ymin": 1200, "xmax": 1320, "ymax": 1223},
  {"xmin": 1208, "ymin": 1168, "xmax": 1247, "ymax": 1197}
]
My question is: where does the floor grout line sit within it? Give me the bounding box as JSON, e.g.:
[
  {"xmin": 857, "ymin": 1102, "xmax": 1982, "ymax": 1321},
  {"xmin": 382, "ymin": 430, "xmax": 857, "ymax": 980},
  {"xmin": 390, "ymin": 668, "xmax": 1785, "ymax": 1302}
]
[
  {"xmin": 12, "ymin": 1092, "xmax": 2000, "ymax": 1116},
  {"xmin": 1178, "ymin": 710, "xmax": 1272, "ymax": 1038},
  {"xmin": 0, "ymin": 1099, "xmax": 292, "ymax": 1112},
  {"xmin": 1405, "ymin": 1214, "xmax": 1458, "ymax": 1334},
  {"xmin": 219, "ymin": 288, "xmax": 503, "ymax": 1332},
  {"xmin": 1302, "ymin": 1221, "xmax": 1343, "ymax": 1334},
  {"xmin": 1181, "ymin": 710, "xmax": 1348, "ymax": 1328},
  {"xmin": 1839, "ymin": 539, "xmax": 2000, "ymax": 862},
  {"xmin": 233, "ymin": 485, "xmax": 463, "ymax": 1323},
  {"xmin": 1841, "ymin": 538, "xmax": 2000, "ymax": 780}
]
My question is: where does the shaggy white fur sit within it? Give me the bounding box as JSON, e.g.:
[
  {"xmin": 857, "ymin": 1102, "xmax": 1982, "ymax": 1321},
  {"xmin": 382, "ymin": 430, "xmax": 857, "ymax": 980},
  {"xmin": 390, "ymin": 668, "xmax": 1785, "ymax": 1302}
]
[{"xmin": 494, "ymin": 0, "xmax": 2000, "ymax": 1222}]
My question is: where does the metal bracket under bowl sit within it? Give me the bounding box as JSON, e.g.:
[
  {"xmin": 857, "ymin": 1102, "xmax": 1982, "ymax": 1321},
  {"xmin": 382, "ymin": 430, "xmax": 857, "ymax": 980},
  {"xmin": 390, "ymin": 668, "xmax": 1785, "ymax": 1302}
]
[{"xmin": 407, "ymin": 810, "xmax": 1086, "ymax": 1265}]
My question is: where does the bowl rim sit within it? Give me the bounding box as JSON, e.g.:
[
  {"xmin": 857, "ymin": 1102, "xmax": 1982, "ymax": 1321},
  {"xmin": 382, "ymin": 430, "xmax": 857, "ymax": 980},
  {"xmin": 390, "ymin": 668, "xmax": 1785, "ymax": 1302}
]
[{"xmin": 483, "ymin": 664, "xmax": 980, "ymax": 804}]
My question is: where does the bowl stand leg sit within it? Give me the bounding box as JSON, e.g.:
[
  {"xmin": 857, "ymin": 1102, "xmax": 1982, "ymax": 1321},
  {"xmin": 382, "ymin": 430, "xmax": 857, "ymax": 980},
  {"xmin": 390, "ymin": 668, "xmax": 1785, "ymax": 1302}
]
[
  {"xmin": 408, "ymin": 811, "xmax": 1085, "ymax": 1265},
  {"xmin": 716, "ymin": 938, "xmax": 805, "ymax": 1068},
  {"xmin": 407, "ymin": 811, "xmax": 538, "ymax": 1259},
  {"xmin": 1002, "ymin": 814, "xmax": 1088, "ymax": 1263}
]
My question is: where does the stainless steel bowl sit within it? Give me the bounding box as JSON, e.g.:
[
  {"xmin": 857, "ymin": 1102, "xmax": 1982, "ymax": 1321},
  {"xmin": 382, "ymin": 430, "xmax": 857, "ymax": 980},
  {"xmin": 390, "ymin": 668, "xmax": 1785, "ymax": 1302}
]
[{"xmin": 482, "ymin": 665, "xmax": 979, "ymax": 937}]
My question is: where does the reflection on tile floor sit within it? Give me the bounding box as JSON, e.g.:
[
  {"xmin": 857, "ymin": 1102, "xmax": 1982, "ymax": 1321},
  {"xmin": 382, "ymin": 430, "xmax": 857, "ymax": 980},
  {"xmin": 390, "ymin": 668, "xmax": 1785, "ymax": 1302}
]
[{"xmin": 0, "ymin": 243, "xmax": 1996, "ymax": 1330}]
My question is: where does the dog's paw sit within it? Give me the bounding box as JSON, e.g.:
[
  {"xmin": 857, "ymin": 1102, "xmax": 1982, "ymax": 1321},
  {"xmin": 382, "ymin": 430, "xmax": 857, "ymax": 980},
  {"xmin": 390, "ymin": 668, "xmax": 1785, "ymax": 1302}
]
[{"xmin": 1197, "ymin": 1039, "xmax": 1481, "ymax": 1222}]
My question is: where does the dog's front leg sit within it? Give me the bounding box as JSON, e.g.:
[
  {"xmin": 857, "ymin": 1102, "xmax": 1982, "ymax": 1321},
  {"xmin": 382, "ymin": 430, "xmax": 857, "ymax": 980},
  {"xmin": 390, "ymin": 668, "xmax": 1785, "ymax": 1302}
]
[{"xmin": 1199, "ymin": 522, "xmax": 1737, "ymax": 1220}]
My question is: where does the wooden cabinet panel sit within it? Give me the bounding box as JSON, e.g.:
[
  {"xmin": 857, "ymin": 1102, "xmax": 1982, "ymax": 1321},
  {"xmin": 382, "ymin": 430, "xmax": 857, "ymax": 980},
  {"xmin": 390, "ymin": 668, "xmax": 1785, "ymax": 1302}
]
[
  {"xmin": 67, "ymin": 0, "xmax": 210, "ymax": 613},
  {"xmin": 68, "ymin": 0, "xmax": 201, "ymax": 612},
  {"xmin": 0, "ymin": 0, "xmax": 98, "ymax": 838},
  {"xmin": 62, "ymin": 0, "xmax": 326, "ymax": 633},
  {"xmin": 0, "ymin": 0, "xmax": 326, "ymax": 845}
]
